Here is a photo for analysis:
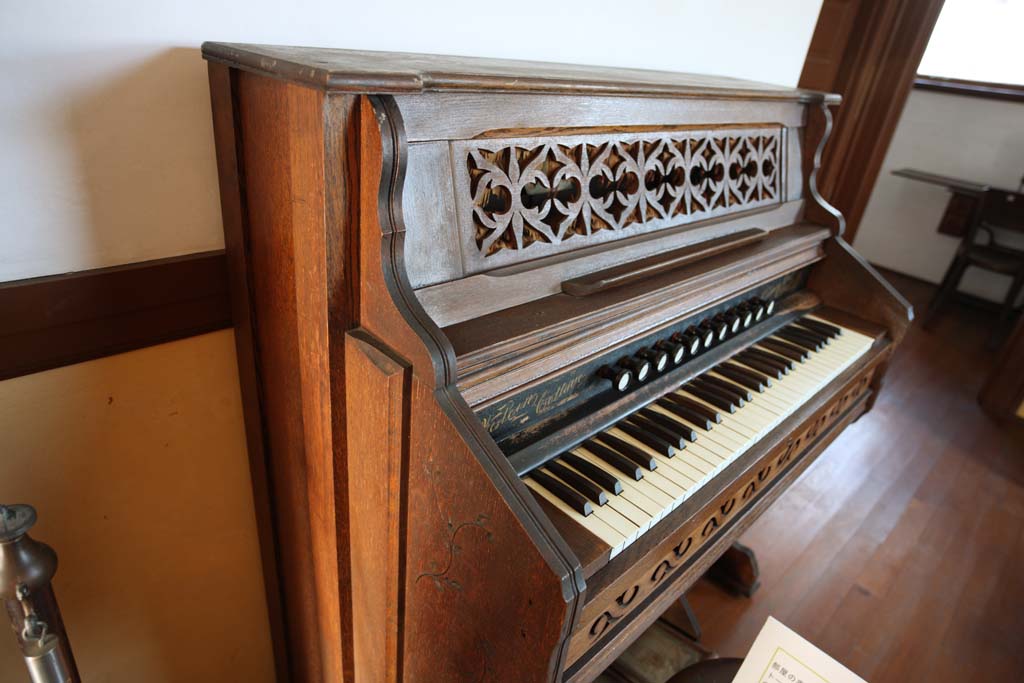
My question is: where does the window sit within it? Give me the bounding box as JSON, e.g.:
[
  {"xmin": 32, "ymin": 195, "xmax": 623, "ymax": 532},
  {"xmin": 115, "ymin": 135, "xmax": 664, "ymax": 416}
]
[{"xmin": 916, "ymin": 0, "xmax": 1024, "ymax": 99}]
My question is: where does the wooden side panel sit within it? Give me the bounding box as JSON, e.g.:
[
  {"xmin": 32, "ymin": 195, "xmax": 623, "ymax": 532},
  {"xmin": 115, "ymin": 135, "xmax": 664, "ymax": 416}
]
[
  {"xmin": 207, "ymin": 63, "xmax": 290, "ymax": 682},
  {"xmin": 356, "ymin": 95, "xmax": 583, "ymax": 682},
  {"xmin": 345, "ymin": 331, "xmax": 410, "ymax": 683},
  {"xmin": 233, "ymin": 71, "xmax": 345, "ymax": 683},
  {"xmin": 809, "ymin": 237, "xmax": 913, "ymax": 345},
  {"xmin": 401, "ymin": 377, "xmax": 571, "ymax": 682}
]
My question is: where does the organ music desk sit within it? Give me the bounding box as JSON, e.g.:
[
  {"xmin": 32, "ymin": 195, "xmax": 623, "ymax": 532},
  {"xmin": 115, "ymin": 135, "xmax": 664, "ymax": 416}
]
[{"xmin": 202, "ymin": 44, "xmax": 912, "ymax": 683}]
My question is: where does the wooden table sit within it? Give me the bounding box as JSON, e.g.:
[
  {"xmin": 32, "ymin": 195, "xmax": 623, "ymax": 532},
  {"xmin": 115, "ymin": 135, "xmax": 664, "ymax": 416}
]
[{"xmin": 891, "ymin": 168, "xmax": 994, "ymax": 237}]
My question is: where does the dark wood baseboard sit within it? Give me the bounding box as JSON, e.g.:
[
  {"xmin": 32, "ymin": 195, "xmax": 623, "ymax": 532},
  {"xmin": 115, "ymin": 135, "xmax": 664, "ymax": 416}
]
[
  {"xmin": 915, "ymin": 76, "xmax": 1024, "ymax": 105},
  {"xmin": 0, "ymin": 251, "xmax": 231, "ymax": 381}
]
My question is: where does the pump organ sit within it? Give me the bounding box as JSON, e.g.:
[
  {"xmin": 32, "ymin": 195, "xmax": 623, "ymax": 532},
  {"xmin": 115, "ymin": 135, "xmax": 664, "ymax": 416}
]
[{"xmin": 203, "ymin": 43, "xmax": 911, "ymax": 683}]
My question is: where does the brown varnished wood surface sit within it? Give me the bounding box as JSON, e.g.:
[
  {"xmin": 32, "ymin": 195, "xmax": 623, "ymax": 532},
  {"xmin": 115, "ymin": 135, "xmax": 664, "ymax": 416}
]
[
  {"xmin": 809, "ymin": 238, "xmax": 913, "ymax": 345},
  {"xmin": 204, "ymin": 46, "xmax": 913, "ymax": 683},
  {"xmin": 357, "ymin": 95, "xmax": 585, "ymax": 682},
  {"xmin": 345, "ymin": 331, "xmax": 410, "ymax": 683},
  {"xmin": 0, "ymin": 251, "xmax": 231, "ymax": 382},
  {"xmin": 561, "ymin": 229, "xmax": 768, "ymax": 297},
  {"xmin": 450, "ymin": 225, "xmax": 829, "ymax": 408},
  {"xmin": 231, "ymin": 70, "xmax": 345, "ymax": 683},
  {"xmin": 798, "ymin": 0, "xmax": 945, "ymax": 243},
  {"xmin": 202, "ymin": 42, "xmax": 838, "ymax": 103},
  {"xmin": 207, "ymin": 63, "xmax": 290, "ymax": 681},
  {"xmin": 687, "ymin": 271, "xmax": 1024, "ymax": 682},
  {"xmin": 323, "ymin": 93, "xmax": 359, "ymax": 683}
]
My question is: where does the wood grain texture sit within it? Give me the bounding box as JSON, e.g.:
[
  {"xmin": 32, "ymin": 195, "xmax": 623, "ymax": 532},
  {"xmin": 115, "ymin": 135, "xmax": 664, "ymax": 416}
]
[
  {"xmin": 202, "ymin": 43, "xmax": 838, "ymax": 103},
  {"xmin": 799, "ymin": 0, "xmax": 946, "ymax": 243},
  {"xmin": 0, "ymin": 251, "xmax": 230, "ymax": 381},
  {"xmin": 345, "ymin": 330, "xmax": 410, "ymax": 683},
  {"xmin": 357, "ymin": 95, "xmax": 585, "ymax": 682},
  {"xmin": 561, "ymin": 229, "xmax": 768, "ymax": 297},
  {"xmin": 687, "ymin": 270, "xmax": 1024, "ymax": 682},
  {"xmin": 207, "ymin": 62, "xmax": 291, "ymax": 682},
  {"xmin": 222, "ymin": 69, "xmax": 346, "ymax": 683},
  {"xmin": 450, "ymin": 225, "xmax": 829, "ymax": 408},
  {"xmin": 979, "ymin": 315, "xmax": 1024, "ymax": 421},
  {"xmin": 203, "ymin": 46, "xmax": 912, "ymax": 683}
]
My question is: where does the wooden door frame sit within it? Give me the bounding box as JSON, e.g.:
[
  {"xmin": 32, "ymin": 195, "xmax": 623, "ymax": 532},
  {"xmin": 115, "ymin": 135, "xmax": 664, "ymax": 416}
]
[{"xmin": 799, "ymin": 0, "xmax": 946, "ymax": 244}]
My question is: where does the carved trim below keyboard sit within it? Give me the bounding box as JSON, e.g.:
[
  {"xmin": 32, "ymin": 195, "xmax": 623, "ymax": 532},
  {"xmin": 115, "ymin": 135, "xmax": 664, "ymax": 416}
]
[{"xmin": 564, "ymin": 357, "xmax": 878, "ymax": 668}]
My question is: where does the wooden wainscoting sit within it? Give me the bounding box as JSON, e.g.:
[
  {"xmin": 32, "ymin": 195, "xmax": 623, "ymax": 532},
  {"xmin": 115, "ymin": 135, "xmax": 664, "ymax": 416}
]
[{"xmin": 0, "ymin": 251, "xmax": 231, "ymax": 381}]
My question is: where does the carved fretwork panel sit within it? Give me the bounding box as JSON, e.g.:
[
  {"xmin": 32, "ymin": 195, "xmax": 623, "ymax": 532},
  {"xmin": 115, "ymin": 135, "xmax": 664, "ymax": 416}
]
[
  {"xmin": 566, "ymin": 365, "xmax": 875, "ymax": 665},
  {"xmin": 452, "ymin": 127, "xmax": 784, "ymax": 271}
]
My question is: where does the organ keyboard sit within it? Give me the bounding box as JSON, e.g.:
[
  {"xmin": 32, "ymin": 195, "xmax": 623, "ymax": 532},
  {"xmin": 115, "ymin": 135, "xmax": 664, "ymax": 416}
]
[
  {"xmin": 203, "ymin": 44, "xmax": 912, "ymax": 683},
  {"xmin": 526, "ymin": 314, "xmax": 876, "ymax": 561}
]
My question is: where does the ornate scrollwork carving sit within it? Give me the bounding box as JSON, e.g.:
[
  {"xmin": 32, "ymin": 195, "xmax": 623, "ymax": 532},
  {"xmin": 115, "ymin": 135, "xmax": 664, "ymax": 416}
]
[{"xmin": 460, "ymin": 127, "xmax": 782, "ymax": 257}]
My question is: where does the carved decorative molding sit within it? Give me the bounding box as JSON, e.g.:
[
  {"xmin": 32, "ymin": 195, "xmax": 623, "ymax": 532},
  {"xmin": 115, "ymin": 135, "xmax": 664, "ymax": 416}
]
[
  {"xmin": 453, "ymin": 127, "xmax": 783, "ymax": 265},
  {"xmin": 569, "ymin": 368, "xmax": 874, "ymax": 661}
]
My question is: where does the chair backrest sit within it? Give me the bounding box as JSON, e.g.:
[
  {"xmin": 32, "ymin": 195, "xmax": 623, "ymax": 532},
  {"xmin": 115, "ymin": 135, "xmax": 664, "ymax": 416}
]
[{"xmin": 979, "ymin": 189, "xmax": 1024, "ymax": 235}]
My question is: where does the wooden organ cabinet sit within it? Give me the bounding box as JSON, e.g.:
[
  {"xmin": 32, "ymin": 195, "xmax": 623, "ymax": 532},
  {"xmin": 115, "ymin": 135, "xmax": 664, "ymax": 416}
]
[{"xmin": 202, "ymin": 44, "xmax": 911, "ymax": 683}]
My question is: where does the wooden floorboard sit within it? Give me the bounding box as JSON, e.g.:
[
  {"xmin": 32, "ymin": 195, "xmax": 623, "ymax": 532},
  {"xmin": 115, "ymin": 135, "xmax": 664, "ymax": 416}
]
[{"xmin": 687, "ymin": 269, "xmax": 1024, "ymax": 682}]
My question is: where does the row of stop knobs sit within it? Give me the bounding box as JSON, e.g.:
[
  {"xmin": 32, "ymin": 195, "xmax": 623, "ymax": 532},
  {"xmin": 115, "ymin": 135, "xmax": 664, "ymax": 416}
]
[{"xmin": 598, "ymin": 297, "xmax": 776, "ymax": 392}]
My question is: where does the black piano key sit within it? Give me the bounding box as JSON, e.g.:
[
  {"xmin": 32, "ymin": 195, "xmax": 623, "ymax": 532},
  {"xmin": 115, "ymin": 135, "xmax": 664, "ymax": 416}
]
[
  {"xmin": 662, "ymin": 393, "xmax": 722, "ymax": 424},
  {"xmin": 561, "ymin": 453, "xmax": 623, "ymax": 494},
  {"xmin": 715, "ymin": 363, "xmax": 766, "ymax": 392},
  {"xmin": 639, "ymin": 407, "xmax": 698, "ymax": 442},
  {"xmin": 698, "ymin": 374, "xmax": 752, "ymax": 402},
  {"xmin": 531, "ymin": 469, "xmax": 593, "ymax": 516},
  {"xmin": 626, "ymin": 414, "xmax": 686, "ymax": 450},
  {"xmin": 786, "ymin": 323, "xmax": 831, "ymax": 346},
  {"xmin": 583, "ymin": 440, "xmax": 645, "ymax": 480},
  {"xmin": 795, "ymin": 317, "xmax": 842, "ymax": 338},
  {"xmin": 656, "ymin": 397, "xmax": 714, "ymax": 431},
  {"xmin": 774, "ymin": 328, "xmax": 822, "ymax": 352},
  {"xmin": 594, "ymin": 432, "xmax": 659, "ymax": 471},
  {"xmin": 720, "ymin": 361, "xmax": 772, "ymax": 388},
  {"xmin": 614, "ymin": 421, "xmax": 676, "ymax": 458},
  {"xmin": 731, "ymin": 355, "xmax": 784, "ymax": 380},
  {"xmin": 737, "ymin": 350, "xmax": 789, "ymax": 375},
  {"xmin": 683, "ymin": 383, "xmax": 736, "ymax": 413},
  {"xmin": 744, "ymin": 347, "xmax": 794, "ymax": 372},
  {"xmin": 692, "ymin": 377, "xmax": 745, "ymax": 407},
  {"xmin": 759, "ymin": 338, "xmax": 808, "ymax": 362},
  {"xmin": 546, "ymin": 461, "xmax": 608, "ymax": 506}
]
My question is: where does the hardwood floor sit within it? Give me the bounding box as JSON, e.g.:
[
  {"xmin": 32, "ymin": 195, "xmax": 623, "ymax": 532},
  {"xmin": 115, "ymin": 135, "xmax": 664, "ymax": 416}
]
[{"xmin": 687, "ymin": 269, "xmax": 1024, "ymax": 682}]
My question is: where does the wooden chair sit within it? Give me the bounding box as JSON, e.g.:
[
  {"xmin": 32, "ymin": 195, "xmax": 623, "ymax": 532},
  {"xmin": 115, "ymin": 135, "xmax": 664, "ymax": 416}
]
[{"xmin": 924, "ymin": 189, "xmax": 1024, "ymax": 346}]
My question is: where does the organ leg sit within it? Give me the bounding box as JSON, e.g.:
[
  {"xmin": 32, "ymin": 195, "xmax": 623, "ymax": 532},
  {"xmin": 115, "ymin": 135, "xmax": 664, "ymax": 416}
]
[{"xmin": 706, "ymin": 542, "xmax": 761, "ymax": 598}]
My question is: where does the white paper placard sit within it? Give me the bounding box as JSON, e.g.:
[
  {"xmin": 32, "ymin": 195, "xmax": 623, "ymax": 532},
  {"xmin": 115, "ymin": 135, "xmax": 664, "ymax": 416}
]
[{"xmin": 732, "ymin": 617, "xmax": 867, "ymax": 683}]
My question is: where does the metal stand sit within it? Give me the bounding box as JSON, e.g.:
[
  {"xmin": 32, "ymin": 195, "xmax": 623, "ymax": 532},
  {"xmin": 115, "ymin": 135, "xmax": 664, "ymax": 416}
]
[{"xmin": 0, "ymin": 504, "xmax": 79, "ymax": 682}]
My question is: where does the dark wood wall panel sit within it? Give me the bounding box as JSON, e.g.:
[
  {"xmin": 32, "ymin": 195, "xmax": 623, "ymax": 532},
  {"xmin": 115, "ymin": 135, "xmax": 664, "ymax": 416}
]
[{"xmin": 0, "ymin": 251, "xmax": 231, "ymax": 381}]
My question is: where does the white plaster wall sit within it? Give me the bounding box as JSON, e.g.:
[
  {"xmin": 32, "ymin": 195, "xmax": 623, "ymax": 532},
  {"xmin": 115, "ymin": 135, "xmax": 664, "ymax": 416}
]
[
  {"xmin": 854, "ymin": 90, "xmax": 1024, "ymax": 302},
  {"xmin": 0, "ymin": 0, "xmax": 823, "ymax": 282}
]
